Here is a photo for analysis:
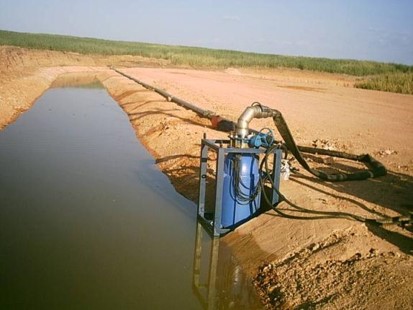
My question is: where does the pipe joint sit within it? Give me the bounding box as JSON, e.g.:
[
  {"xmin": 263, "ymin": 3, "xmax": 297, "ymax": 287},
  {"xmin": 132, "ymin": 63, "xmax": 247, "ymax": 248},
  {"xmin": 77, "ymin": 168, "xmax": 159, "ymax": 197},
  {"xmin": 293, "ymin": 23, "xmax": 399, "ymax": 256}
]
[{"xmin": 235, "ymin": 104, "xmax": 275, "ymax": 139}]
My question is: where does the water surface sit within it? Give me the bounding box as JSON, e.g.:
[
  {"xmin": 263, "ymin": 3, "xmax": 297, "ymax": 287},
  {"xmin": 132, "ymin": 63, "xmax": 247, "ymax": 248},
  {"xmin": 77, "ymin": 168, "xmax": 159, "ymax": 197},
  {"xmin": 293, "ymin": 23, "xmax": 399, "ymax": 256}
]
[
  {"xmin": 0, "ymin": 85, "xmax": 261, "ymax": 309},
  {"xmin": 0, "ymin": 87, "xmax": 201, "ymax": 309}
]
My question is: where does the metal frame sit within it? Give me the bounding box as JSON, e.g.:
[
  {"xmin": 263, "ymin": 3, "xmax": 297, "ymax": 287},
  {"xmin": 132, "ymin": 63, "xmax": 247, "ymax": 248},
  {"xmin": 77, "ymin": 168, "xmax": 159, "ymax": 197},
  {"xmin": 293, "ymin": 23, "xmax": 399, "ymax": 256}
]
[
  {"xmin": 197, "ymin": 138, "xmax": 282, "ymax": 237},
  {"xmin": 192, "ymin": 222, "xmax": 220, "ymax": 309}
]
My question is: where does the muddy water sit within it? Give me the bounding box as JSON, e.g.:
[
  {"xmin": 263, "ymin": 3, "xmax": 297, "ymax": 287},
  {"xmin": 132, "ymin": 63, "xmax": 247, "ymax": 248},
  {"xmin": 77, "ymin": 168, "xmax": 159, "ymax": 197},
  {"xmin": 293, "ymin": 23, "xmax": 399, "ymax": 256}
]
[{"xmin": 0, "ymin": 85, "xmax": 261, "ymax": 309}]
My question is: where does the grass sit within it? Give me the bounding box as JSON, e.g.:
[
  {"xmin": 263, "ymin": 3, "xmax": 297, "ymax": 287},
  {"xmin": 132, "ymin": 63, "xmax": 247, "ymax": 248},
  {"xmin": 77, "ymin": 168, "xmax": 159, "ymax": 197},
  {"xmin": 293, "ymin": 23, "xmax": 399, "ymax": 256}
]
[
  {"xmin": 1, "ymin": 29, "xmax": 412, "ymax": 93},
  {"xmin": 354, "ymin": 72, "xmax": 413, "ymax": 94}
]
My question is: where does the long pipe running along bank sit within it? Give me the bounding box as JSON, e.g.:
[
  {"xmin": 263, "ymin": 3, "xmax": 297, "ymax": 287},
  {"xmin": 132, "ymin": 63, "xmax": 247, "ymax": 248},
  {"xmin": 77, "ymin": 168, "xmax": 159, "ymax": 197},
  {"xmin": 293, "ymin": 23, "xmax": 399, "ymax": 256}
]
[{"xmin": 112, "ymin": 68, "xmax": 387, "ymax": 182}]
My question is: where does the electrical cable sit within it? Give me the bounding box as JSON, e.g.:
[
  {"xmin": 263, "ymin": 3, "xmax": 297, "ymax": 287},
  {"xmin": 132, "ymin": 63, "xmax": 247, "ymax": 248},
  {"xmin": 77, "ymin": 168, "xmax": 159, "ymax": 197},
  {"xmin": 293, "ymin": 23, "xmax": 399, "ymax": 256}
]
[
  {"xmin": 232, "ymin": 155, "xmax": 261, "ymax": 204},
  {"xmin": 258, "ymin": 143, "xmax": 412, "ymax": 227},
  {"xmin": 258, "ymin": 144, "xmax": 366, "ymax": 222}
]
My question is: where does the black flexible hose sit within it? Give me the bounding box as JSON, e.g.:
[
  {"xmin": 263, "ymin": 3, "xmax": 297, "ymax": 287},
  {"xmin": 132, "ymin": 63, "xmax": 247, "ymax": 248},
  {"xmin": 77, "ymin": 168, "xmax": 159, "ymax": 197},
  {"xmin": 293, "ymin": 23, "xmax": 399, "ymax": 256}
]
[{"xmin": 269, "ymin": 106, "xmax": 387, "ymax": 181}]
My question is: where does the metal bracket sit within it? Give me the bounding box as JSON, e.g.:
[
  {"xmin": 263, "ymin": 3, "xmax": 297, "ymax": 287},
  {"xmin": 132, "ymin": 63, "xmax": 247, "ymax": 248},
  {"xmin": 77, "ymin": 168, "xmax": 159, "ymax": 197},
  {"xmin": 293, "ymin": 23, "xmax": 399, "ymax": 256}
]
[{"xmin": 197, "ymin": 138, "xmax": 282, "ymax": 237}]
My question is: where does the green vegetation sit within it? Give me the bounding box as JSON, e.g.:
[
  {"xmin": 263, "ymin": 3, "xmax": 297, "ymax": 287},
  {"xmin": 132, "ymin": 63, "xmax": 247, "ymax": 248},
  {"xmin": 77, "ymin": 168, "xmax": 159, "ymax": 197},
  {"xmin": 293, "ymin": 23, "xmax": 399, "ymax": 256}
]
[
  {"xmin": 354, "ymin": 72, "xmax": 413, "ymax": 94},
  {"xmin": 1, "ymin": 29, "xmax": 412, "ymax": 93},
  {"xmin": 2, "ymin": 30, "xmax": 412, "ymax": 75}
]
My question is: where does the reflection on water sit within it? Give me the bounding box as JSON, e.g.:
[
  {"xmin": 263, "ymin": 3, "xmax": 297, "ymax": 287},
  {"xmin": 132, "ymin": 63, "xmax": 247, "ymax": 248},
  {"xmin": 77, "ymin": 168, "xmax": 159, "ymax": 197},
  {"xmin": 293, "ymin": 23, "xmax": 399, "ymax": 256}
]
[
  {"xmin": 0, "ymin": 83, "xmax": 262, "ymax": 309},
  {"xmin": 193, "ymin": 222, "xmax": 262, "ymax": 309}
]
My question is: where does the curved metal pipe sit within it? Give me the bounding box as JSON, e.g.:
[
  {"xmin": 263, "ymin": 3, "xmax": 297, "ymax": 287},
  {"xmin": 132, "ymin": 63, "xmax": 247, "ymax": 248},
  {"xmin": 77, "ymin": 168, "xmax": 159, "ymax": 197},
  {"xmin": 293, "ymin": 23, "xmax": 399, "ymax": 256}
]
[{"xmin": 236, "ymin": 104, "xmax": 276, "ymax": 138}]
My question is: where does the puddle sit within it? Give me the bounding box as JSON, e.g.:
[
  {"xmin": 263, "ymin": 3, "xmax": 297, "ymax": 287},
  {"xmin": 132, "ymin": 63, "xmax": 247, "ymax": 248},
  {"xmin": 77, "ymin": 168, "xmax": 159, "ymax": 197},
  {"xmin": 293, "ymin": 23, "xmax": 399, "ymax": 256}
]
[{"xmin": 0, "ymin": 83, "xmax": 261, "ymax": 309}]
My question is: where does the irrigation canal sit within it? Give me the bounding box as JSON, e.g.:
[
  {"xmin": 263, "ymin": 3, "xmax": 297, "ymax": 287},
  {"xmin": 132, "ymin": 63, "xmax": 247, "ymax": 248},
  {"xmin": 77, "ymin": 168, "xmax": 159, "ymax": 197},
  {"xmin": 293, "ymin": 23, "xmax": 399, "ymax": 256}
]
[{"xmin": 0, "ymin": 82, "xmax": 261, "ymax": 309}]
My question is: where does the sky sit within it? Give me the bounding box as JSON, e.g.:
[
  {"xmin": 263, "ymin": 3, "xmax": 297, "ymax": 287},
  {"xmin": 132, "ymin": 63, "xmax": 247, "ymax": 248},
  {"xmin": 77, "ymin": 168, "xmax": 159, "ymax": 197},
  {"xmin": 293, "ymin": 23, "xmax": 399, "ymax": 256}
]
[{"xmin": 0, "ymin": 0, "xmax": 412, "ymax": 65}]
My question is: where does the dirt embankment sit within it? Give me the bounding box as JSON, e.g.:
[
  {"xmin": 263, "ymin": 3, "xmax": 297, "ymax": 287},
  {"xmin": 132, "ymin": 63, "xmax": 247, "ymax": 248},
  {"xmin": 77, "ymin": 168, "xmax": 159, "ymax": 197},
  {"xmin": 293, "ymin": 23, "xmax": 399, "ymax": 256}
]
[{"xmin": 1, "ymin": 46, "xmax": 412, "ymax": 309}]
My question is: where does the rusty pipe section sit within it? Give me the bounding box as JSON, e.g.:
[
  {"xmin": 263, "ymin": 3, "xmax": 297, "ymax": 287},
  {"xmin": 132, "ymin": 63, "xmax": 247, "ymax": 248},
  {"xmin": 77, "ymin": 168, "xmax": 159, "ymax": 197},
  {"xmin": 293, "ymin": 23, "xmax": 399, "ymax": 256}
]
[{"xmin": 236, "ymin": 104, "xmax": 277, "ymax": 139}]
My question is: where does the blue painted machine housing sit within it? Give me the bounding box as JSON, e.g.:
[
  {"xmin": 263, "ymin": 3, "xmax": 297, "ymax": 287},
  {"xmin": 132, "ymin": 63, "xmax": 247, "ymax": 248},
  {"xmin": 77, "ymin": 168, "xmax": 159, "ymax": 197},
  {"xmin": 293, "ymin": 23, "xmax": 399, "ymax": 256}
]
[{"xmin": 221, "ymin": 153, "xmax": 261, "ymax": 228}]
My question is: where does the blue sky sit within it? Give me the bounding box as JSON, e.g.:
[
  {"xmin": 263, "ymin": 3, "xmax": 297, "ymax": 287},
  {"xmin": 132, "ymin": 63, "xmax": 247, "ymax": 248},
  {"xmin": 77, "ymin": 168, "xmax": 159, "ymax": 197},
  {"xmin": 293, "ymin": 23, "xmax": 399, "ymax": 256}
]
[{"xmin": 1, "ymin": 0, "xmax": 412, "ymax": 64}]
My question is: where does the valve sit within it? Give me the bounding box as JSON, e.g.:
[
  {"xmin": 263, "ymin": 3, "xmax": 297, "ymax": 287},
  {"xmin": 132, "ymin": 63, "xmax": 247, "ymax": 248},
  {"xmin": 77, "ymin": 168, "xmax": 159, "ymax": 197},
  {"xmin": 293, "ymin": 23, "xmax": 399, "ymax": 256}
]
[{"xmin": 248, "ymin": 128, "xmax": 275, "ymax": 148}]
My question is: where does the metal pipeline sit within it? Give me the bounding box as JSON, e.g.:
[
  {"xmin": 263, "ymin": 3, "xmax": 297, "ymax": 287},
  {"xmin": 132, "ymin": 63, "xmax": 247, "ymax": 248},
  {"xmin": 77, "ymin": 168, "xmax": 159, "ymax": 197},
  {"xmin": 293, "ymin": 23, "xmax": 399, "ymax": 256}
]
[
  {"xmin": 113, "ymin": 68, "xmax": 216, "ymax": 119},
  {"xmin": 112, "ymin": 68, "xmax": 386, "ymax": 181}
]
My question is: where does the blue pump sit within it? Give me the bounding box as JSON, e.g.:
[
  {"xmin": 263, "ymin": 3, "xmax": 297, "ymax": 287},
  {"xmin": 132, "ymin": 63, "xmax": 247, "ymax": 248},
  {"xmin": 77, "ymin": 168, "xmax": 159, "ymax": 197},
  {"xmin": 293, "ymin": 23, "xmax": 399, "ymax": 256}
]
[
  {"xmin": 197, "ymin": 104, "xmax": 282, "ymax": 236},
  {"xmin": 221, "ymin": 130, "xmax": 277, "ymax": 228},
  {"xmin": 221, "ymin": 153, "xmax": 261, "ymax": 228},
  {"xmin": 197, "ymin": 136, "xmax": 282, "ymax": 236}
]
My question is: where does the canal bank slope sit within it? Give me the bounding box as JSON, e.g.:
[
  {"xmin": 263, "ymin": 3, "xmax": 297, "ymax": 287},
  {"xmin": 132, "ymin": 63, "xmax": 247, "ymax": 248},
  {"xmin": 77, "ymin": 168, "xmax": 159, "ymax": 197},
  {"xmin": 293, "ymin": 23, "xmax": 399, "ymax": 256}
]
[{"xmin": 1, "ymin": 46, "xmax": 412, "ymax": 309}]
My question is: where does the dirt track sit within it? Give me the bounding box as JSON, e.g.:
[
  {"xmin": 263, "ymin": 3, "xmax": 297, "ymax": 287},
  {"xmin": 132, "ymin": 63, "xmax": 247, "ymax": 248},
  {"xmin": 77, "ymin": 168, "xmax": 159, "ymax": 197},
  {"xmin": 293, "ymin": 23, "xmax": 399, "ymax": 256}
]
[{"xmin": 1, "ymin": 46, "xmax": 412, "ymax": 309}]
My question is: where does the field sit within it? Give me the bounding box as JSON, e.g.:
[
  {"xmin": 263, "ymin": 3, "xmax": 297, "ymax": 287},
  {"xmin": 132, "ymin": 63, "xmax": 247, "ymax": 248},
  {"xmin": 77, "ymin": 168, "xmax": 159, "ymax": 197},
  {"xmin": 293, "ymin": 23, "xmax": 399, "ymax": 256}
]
[{"xmin": 1, "ymin": 29, "xmax": 412, "ymax": 94}]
